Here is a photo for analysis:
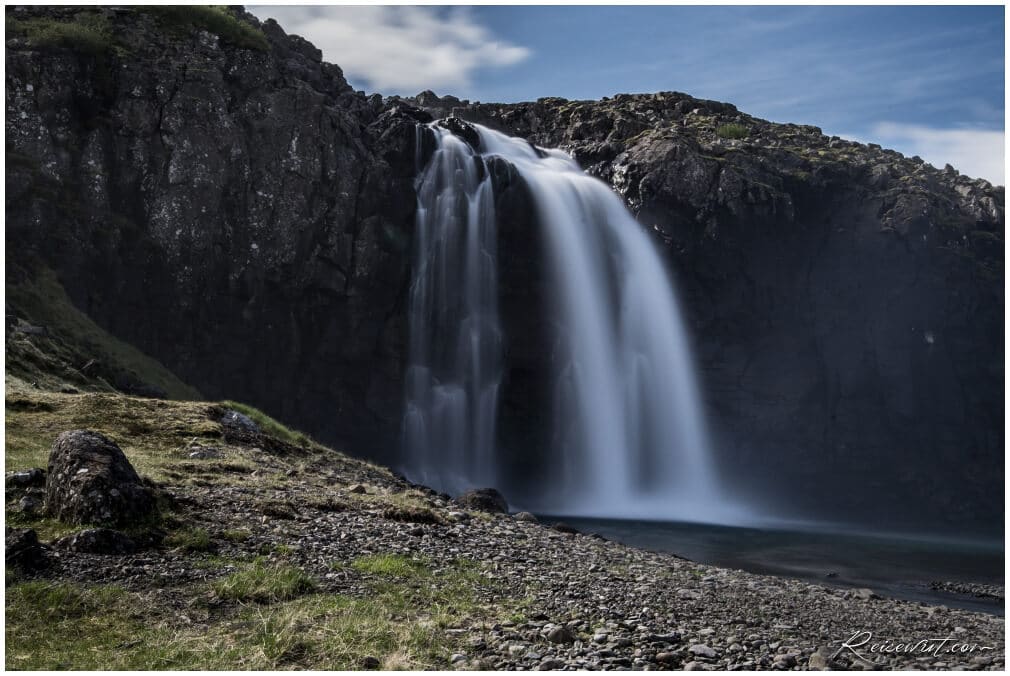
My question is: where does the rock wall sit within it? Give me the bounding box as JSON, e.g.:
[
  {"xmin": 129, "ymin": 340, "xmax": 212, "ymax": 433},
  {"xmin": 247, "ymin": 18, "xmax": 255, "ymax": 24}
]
[{"xmin": 6, "ymin": 7, "xmax": 1004, "ymax": 531}]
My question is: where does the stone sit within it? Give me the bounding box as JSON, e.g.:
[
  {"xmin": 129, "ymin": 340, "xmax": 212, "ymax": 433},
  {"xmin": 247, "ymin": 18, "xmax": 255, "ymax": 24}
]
[
  {"xmin": 360, "ymin": 655, "xmax": 380, "ymax": 669},
  {"xmin": 547, "ymin": 625, "xmax": 577, "ymax": 644},
  {"xmin": 689, "ymin": 644, "xmax": 717, "ymax": 658},
  {"xmin": 450, "ymin": 653, "xmax": 467, "ymax": 664},
  {"xmin": 538, "ymin": 658, "xmax": 565, "ymax": 670},
  {"xmin": 514, "ymin": 511, "xmax": 539, "ymax": 523},
  {"xmin": 188, "ymin": 446, "xmax": 223, "ymax": 460},
  {"xmin": 6, "ymin": 527, "xmax": 46, "ymax": 571},
  {"xmin": 457, "ymin": 488, "xmax": 508, "ymax": 514},
  {"xmin": 220, "ymin": 409, "xmax": 259, "ymax": 434},
  {"xmin": 55, "ymin": 528, "xmax": 136, "ymax": 554},
  {"xmin": 348, "ymin": 484, "xmax": 368, "ymax": 494},
  {"xmin": 6, "ymin": 467, "xmax": 45, "ymax": 489},
  {"xmin": 775, "ymin": 654, "xmax": 797, "ymax": 668},
  {"xmin": 808, "ymin": 649, "xmax": 834, "ymax": 670},
  {"xmin": 18, "ymin": 493, "xmax": 43, "ymax": 516},
  {"xmin": 655, "ymin": 652, "xmax": 678, "ymax": 664},
  {"xmin": 46, "ymin": 430, "xmax": 156, "ymax": 526},
  {"xmin": 853, "ymin": 588, "xmax": 879, "ymax": 600},
  {"xmin": 551, "ymin": 522, "xmax": 579, "ymax": 535}
]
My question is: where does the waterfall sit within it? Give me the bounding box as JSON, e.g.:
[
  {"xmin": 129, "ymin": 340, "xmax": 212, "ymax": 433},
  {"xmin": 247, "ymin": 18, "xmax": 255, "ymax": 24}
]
[
  {"xmin": 404, "ymin": 120, "xmax": 730, "ymax": 523},
  {"xmin": 402, "ymin": 125, "xmax": 503, "ymax": 494}
]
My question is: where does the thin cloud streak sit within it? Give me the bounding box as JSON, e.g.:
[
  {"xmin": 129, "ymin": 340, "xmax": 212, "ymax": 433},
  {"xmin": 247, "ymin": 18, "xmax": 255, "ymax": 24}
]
[
  {"xmin": 250, "ymin": 6, "xmax": 530, "ymax": 93},
  {"xmin": 864, "ymin": 123, "xmax": 1004, "ymax": 185}
]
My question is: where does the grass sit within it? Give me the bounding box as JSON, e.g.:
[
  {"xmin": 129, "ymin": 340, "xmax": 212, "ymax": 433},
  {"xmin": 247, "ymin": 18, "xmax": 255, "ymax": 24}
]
[
  {"xmin": 4, "ymin": 383, "xmax": 219, "ymax": 482},
  {"xmin": 212, "ymin": 559, "xmax": 317, "ymax": 603},
  {"xmin": 7, "ymin": 265, "xmax": 200, "ymax": 400},
  {"xmin": 139, "ymin": 6, "xmax": 269, "ymax": 51},
  {"xmin": 352, "ymin": 553, "xmax": 430, "ymax": 579},
  {"xmin": 164, "ymin": 527, "xmax": 213, "ymax": 553},
  {"xmin": 221, "ymin": 400, "xmax": 312, "ymax": 447},
  {"xmin": 7, "ymin": 11, "xmax": 116, "ymax": 55},
  {"xmin": 716, "ymin": 122, "xmax": 749, "ymax": 140}
]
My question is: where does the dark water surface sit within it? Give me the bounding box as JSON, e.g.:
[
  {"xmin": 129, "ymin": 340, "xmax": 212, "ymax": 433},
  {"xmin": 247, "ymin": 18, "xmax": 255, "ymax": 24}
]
[{"xmin": 541, "ymin": 516, "xmax": 1005, "ymax": 615}]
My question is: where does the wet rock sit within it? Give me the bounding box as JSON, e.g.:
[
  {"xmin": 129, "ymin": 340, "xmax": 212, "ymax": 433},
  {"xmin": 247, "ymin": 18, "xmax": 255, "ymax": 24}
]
[
  {"xmin": 457, "ymin": 488, "xmax": 508, "ymax": 514},
  {"xmin": 55, "ymin": 528, "xmax": 137, "ymax": 554},
  {"xmin": 46, "ymin": 430, "xmax": 156, "ymax": 526},
  {"xmin": 551, "ymin": 522, "xmax": 579, "ymax": 535},
  {"xmin": 6, "ymin": 527, "xmax": 46, "ymax": 571},
  {"xmin": 438, "ymin": 116, "xmax": 480, "ymax": 149}
]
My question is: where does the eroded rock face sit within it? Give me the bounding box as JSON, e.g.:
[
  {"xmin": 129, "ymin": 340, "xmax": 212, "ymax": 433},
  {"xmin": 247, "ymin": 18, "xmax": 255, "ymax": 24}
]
[{"xmin": 46, "ymin": 430, "xmax": 155, "ymax": 526}]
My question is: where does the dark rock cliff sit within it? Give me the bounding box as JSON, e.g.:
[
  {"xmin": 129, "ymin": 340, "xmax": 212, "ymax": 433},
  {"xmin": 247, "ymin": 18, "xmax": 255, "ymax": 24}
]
[
  {"xmin": 6, "ymin": 7, "xmax": 1004, "ymax": 531},
  {"xmin": 7, "ymin": 6, "xmax": 421, "ymax": 461}
]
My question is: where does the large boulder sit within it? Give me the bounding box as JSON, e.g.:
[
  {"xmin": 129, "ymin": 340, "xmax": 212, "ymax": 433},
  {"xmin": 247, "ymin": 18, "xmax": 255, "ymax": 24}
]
[
  {"xmin": 46, "ymin": 430, "xmax": 155, "ymax": 526},
  {"xmin": 457, "ymin": 488, "xmax": 509, "ymax": 514}
]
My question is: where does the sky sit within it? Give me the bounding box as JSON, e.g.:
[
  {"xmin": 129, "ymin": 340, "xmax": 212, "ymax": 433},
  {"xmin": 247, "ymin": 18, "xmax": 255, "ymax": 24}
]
[{"xmin": 250, "ymin": 5, "xmax": 1005, "ymax": 184}]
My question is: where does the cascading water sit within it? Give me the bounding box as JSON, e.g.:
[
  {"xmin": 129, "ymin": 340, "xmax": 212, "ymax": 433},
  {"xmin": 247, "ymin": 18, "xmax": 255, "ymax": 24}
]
[
  {"xmin": 404, "ymin": 120, "xmax": 733, "ymax": 523},
  {"xmin": 402, "ymin": 125, "xmax": 503, "ymax": 494}
]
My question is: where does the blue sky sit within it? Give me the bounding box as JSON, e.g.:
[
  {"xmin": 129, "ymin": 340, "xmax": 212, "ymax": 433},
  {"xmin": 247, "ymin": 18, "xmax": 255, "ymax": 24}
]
[{"xmin": 251, "ymin": 5, "xmax": 1005, "ymax": 183}]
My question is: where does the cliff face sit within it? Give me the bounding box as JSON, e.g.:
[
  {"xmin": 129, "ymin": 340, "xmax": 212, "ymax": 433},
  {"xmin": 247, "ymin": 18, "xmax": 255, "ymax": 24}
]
[
  {"xmin": 6, "ymin": 6, "xmax": 423, "ymax": 461},
  {"xmin": 6, "ymin": 7, "xmax": 1004, "ymax": 530}
]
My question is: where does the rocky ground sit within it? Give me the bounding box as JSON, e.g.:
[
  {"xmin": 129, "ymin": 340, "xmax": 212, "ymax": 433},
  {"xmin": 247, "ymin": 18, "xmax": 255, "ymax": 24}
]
[{"xmin": 5, "ymin": 379, "xmax": 1004, "ymax": 671}]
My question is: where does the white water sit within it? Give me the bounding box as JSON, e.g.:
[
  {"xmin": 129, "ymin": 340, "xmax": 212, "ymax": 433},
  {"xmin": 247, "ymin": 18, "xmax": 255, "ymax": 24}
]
[
  {"xmin": 404, "ymin": 121, "xmax": 738, "ymax": 523},
  {"xmin": 402, "ymin": 125, "xmax": 503, "ymax": 494}
]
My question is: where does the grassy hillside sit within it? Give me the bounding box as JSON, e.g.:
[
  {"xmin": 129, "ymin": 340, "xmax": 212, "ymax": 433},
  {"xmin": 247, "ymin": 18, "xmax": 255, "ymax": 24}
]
[
  {"xmin": 5, "ymin": 379, "xmax": 526, "ymax": 669},
  {"xmin": 6, "ymin": 264, "xmax": 200, "ymax": 400}
]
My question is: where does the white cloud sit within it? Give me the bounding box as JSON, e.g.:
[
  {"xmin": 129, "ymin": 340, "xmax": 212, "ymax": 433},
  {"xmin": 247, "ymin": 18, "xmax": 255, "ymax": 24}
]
[
  {"xmin": 249, "ymin": 6, "xmax": 530, "ymax": 94},
  {"xmin": 867, "ymin": 123, "xmax": 1004, "ymax": 185}
]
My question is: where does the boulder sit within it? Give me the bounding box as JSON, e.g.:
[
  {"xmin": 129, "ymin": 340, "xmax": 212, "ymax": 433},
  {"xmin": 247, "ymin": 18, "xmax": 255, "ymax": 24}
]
[
  {"xmin": 513, "ymin": 511, "xmax": 539, "ymax": 523},
  {"xmin": 54, "ymin": 528, "xmax": 137, "ymax": 554},
  {"xmin": 220, "ymin": 409, "xmax": 259, "ymax": 434},
  {"xmin": 17, "ymin": 489, "xmax": 44, "ymax": 517},
  {"xmin": 546, "ymin": 625, "xmax": 577, "ymax": 644},
  {"xmin": 551, "ymin": 522, "xmax": 579, "ymax": 535},
  {"xmin": 46, "ymin": 430, "xmax": 155, "ymax": 526},
  {"xmin": 6, "ymin": 527, "xmax": 46, "ymax": 571},
  {"xmin": 457, "ymin": 488, "xmax": 508, "ymax": 514}
]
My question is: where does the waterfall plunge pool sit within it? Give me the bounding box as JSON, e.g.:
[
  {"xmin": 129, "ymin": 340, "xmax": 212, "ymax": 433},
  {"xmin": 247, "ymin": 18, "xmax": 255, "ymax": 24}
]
[{"xmin": 535, "ymin": 515, "xmax": 1004, "ymax": 615}]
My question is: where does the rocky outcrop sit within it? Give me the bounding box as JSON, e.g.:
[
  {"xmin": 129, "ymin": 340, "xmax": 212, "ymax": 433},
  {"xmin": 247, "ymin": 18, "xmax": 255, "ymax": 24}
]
[
  {"xmin": 46, "ymin": 429, "xmax": 155, "ymax": 525},
  {"xmin": 6, "ymin": 8, "xmax": 1003, "ymax": 532}
]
